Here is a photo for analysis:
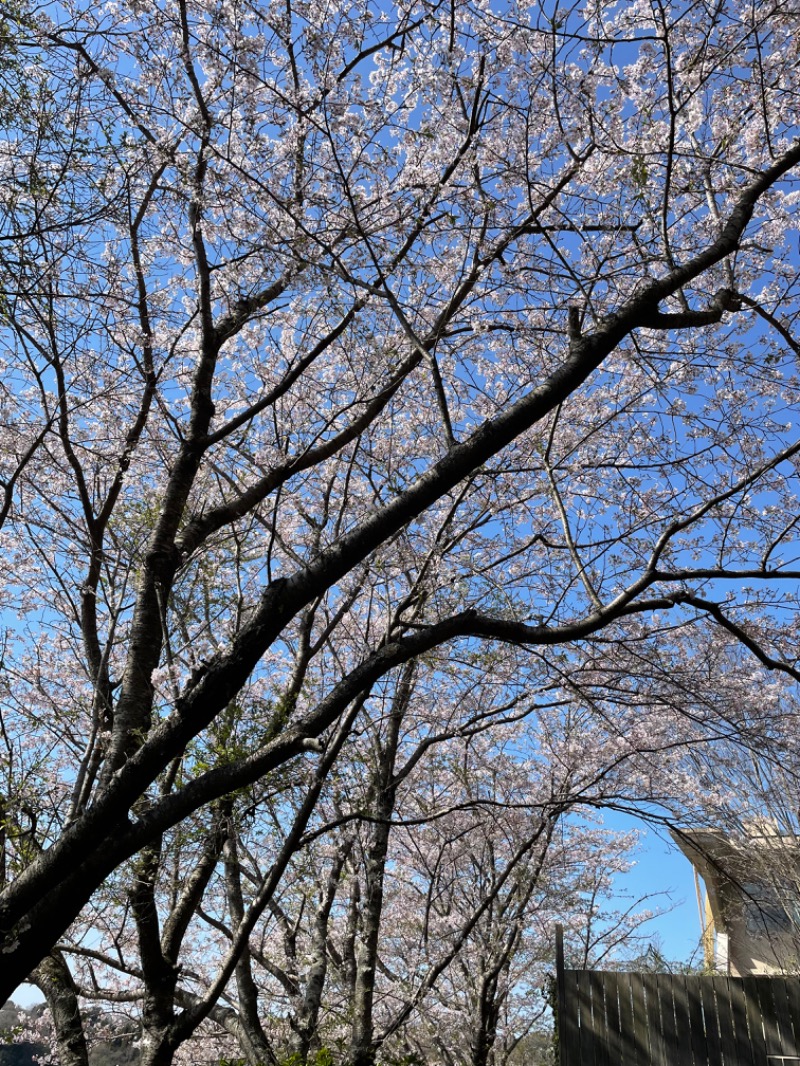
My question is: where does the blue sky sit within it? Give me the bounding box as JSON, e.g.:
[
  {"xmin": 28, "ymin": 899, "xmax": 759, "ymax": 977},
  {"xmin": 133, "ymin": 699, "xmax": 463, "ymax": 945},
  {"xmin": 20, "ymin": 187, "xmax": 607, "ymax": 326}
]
[{"xmin": 605, "ymin": 810, "xmax": 705, "ymax": 967}]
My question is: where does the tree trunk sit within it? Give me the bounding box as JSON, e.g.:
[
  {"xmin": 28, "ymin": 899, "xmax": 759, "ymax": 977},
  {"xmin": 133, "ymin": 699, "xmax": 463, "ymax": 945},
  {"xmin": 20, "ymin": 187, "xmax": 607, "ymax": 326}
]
[
  {"xmin": 138, "ymin": 1029, "xmax": 179, "ymax": 1066},
  {"xmin": 131, "ymin": 842, "xmax": 180, "ymax": 1066},
  {"xmin": 291, "ymin": 836, "xmax": 353, "ymax": 1061},
  {"xmin": 31, "ymin": 950, "xmax": 89, "ymax": 1066},
  {"xmin": 224, "ymin": 831, "xmax": 275, "ymax": 1063},
  {"xmin": 349, "ymin": 665, "xmax": 413, "ymax": 1066},
  {"xmin": 469, "ymin": 969, "xmax": 501, "ymax": 1066}
]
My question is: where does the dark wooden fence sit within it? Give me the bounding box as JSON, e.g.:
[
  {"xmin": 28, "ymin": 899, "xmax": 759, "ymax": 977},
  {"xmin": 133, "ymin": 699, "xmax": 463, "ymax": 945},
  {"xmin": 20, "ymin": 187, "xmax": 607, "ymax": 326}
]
[{"xmin": 555, "ymin": 933, "xmax": 800, "ymax": 1064}]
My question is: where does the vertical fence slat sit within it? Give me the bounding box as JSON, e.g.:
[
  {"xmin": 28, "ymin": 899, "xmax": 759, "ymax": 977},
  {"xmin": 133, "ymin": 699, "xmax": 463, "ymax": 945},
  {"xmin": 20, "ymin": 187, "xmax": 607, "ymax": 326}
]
[
  {"xmin": 631, "ymin": 972, "xmax": 651, "ymax": 1066},
  {"xmin": 713, "ymin": 976, "xmax": 737, "ymax": 1066},
  {"xmin": 742, "ymin": 976, "xmax": 768, "ymax": 1066},
  {"xmin": 562, "ymin": 970, "xmax": 582, "ymax": 1066},
  {"xmin": 774, "ymin": 977, "xmax": 797, "ymax": 1059},
  {"xmin": 643, "ymin": 973, "xmax": 666, "ymax": 1066},
  {"xmin": 671, "ymin": 974, "xmax": 696, "ymax": 1066},
  {"xmin": 728, "ymin": 972, "xmax": 752, "ymax": 1066},
  {"xmin": 687, "ymin": 972, "xmax": 708, "ymax": 1066},
  {"xmin": 590, "ymin": 970, "xmax": 609, "ymax": 1066},
  {"xmin": 660, "ymin": 975, "xmax": 681, "ymax": 1065},
  {"xmin": 577, "ymin": 970, "xmax": 597, "ymax": 1066},
  {"xmin": 617, "ymin": 973, "xmax": 638, "ymax": 1066},
  {"xmin": 759, "ymin": 974, "xmax": 785, "ymax": 1061},
  {"xmin": 606, "ymin": 972, "xmax": 623, "ymax": 1066},
  {"xmin": 699, "ymin": 975, "xmax": 723, "ymax": 1066},
  {"xmin": 784, "ymin": 977, "xmax": 800, "ymax": 1057}
]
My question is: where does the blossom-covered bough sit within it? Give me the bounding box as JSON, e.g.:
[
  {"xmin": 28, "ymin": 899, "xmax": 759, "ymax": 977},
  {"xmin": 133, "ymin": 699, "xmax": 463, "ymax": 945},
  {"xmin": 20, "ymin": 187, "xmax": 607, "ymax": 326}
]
[
  {"xmin": 48, "ymin": 662, "xmax": 666, "ymax": 1065},
  {"xmin": 0, "ymin": 0, "xmax": 800, "ymax": 1044}
]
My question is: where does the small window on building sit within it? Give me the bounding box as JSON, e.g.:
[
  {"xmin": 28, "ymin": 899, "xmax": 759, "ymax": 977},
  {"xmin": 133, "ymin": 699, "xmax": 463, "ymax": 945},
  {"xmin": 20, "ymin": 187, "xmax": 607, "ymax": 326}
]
[{"xmin": 742, "ymin": 880, "xmax": 796, "ymax": 935}]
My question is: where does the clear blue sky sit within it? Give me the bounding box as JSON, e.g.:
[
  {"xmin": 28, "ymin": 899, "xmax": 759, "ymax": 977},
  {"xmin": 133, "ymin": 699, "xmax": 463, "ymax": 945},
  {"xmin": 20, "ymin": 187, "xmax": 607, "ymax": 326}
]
[{"xmin": 605, "ymin": 810, "xmax": 705, "ymax": 967}]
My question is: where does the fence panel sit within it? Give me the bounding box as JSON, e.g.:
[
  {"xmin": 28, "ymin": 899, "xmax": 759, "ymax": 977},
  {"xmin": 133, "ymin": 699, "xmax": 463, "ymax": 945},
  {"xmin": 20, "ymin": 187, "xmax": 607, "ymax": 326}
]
[
  {"xmin": 559, "ymin": 970, "xmax": 800, "ymax": 1065},
  {"xmin": 630, "ymin": 968, "xmax": 650, "ymax": 1065},
  {"xmin": 728, "ymin": 972, "xmax": 753, "ymax": 1064},
  {"xmin": 773, "ymin": 978, "xmax": 797, "ymax": 1060},
  {"xmin": 659, "ymin": 975, "xmax": 680, "ymax": 1065},
  {"xmin": 714, "ymin": 977, "xmax": 738, "ymax": 1066}
]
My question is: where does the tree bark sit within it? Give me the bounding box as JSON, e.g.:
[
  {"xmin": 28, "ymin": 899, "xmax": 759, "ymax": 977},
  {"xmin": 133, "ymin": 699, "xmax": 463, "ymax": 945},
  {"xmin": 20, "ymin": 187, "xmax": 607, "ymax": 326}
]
[
  {"xmin": 349, "ymin": 664, "xmax": 414, "ymax": 1066},
  {"xmin": 224, "ymin": 830, "xmax": 275, "ymax": 1064},
  {"xmin": 290, "ymin": 835, "xmax": 354, "ymax": 1061},
  {"xmin": 31, "ymin": 950, "xmax": 90, "ymax": 1066}
]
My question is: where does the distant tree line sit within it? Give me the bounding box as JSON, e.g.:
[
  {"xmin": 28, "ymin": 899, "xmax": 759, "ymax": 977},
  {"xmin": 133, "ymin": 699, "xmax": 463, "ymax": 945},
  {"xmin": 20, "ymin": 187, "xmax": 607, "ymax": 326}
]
[{"xmin": 0, "ymin": 1002, "xmax": 138, "ymax": 1066}]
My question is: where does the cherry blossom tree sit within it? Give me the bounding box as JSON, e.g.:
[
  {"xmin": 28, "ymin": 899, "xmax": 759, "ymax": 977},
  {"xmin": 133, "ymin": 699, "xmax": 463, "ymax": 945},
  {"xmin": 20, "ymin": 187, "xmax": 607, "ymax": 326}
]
[
  {"xmin": 0, "ymin": 0, "xmax": 800, "ymax": 1023},
  {"xmin": 43, "ymin": 649, "xmax": 677, "ymax": 1066}
]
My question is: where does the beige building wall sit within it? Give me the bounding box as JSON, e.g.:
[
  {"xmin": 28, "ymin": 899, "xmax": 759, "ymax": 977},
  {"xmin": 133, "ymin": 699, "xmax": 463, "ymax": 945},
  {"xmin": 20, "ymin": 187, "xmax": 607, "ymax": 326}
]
[{"xmin": 671, "ymin": 826, "xmax": 800, "ymax": 977}]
